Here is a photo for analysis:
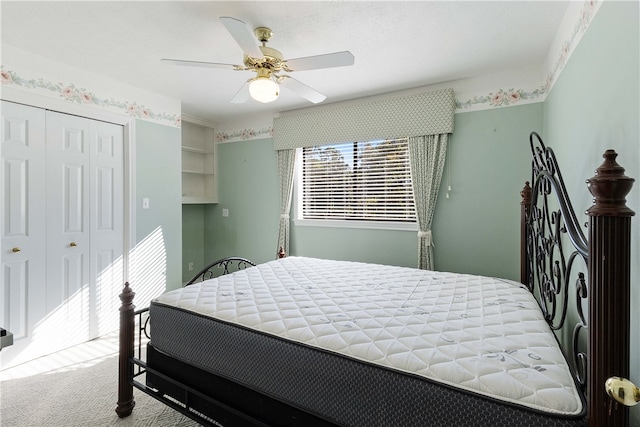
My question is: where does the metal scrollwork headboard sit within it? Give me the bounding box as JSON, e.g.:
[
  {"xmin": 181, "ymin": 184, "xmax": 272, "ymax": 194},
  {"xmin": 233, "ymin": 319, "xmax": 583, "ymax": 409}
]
[{"xmin": 525, "ymin": 131, "xmax": 589, "ymax": 390}]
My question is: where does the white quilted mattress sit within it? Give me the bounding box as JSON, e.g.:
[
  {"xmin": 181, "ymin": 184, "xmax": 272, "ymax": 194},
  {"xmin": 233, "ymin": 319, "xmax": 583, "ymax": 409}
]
[{"xmin": 154, "ymin": 256, "xmax": 583, "ymax": 416}]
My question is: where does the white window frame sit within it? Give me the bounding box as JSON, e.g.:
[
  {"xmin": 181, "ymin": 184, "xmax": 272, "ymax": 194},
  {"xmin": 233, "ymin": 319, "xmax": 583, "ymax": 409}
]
[{"xmin": 293, "ymin": 142, "xmax": 418, "ymax": 232}]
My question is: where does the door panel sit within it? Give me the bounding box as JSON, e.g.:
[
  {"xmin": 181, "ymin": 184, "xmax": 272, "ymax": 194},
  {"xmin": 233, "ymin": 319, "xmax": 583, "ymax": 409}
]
[
  {"xmin": 1, "ymin": 101, "xmax": 47, "ymax": 368},
  {"xmin": 96, "ymin": 167, "xmax": 114, "ymax": 230},
  {"xmin": 3, "ymin": 158, "xmax": 28, "ymax": 237},
  {"xmin": 46, "ymin": 111, "xmax": 92, "ymax": 350},
  {"xmin": 91, "ymin": 120, "xmax": 124, "ymax": 336},
  {"xmin": 2, "ymin": 261, "xmax": 27, "ymax": 338},
  {"xmin": 63, "ymin": 253, "xmax": 86, "ymax": 322},
  {"xmin": 64, "ymin": 163, "xmax": 85, "ymax": 233}
]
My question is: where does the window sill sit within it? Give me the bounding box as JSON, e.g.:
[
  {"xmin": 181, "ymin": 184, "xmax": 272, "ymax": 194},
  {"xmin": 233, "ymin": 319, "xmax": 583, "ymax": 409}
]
[{"xmin": 293, "ymin": 218, "xmax": 418, "ymax": 232}]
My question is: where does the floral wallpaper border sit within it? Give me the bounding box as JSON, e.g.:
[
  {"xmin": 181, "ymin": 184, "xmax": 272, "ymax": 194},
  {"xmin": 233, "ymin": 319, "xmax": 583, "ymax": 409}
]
[
  {"xmin": 1, "ymin": 69, "xmax": 182, "ymax": 127},
  {"xmin": 215, "ymin": 127, "xmax": 274, "ymax": 143},
  {"xmin": 455, "ymin": 86, "xmax": 546, "ymax": 111}
]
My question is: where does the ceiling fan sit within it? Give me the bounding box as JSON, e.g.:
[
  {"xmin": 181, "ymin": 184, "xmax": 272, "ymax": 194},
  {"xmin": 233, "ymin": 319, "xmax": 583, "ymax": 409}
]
[{"xmin": 162, "ymin": 16, "xmax": 355, "ymax": 104}]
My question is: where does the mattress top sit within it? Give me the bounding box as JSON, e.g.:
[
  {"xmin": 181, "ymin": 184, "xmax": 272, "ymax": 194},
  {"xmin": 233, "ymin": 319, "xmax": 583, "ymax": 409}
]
[{"xmin": 154, "ymin": 256, "xmax": 583, "ymax": 416}]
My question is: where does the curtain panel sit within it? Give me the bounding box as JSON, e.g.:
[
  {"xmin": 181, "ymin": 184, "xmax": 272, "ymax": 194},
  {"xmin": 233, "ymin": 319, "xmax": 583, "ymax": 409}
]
[
  {"xmin": 408, "ymin": 134, "xmax": 449, "ymax": 270},
  {"xmin": 273, "ymin": 88, "xmax": 454, "ymax": 150},
  {"xmin": 276, "ymin": 149, "xmax": 296, "ymax": 257}
]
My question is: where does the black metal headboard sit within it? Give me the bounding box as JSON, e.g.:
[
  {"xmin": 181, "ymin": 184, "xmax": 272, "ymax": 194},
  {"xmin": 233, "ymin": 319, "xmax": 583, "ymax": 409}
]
[
  {"xmin": 523, "ymin": 132, "xmax": 589, "ymax": 389},
  {"xmin": 520, "ymin": 131, "xmax": 635, "ymax": 427}
]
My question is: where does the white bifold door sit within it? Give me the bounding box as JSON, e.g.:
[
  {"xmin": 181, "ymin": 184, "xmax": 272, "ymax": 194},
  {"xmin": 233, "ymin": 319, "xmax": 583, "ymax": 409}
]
[{"xmin": 1, "ymin": 101, "xmax": 124, "ymax": 369}]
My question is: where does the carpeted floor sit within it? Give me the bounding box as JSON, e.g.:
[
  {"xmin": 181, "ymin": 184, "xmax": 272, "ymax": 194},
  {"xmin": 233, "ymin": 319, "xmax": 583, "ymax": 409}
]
[{"xmin": 0, "ymin": 334, "xmax": 200, "ymax": 426}]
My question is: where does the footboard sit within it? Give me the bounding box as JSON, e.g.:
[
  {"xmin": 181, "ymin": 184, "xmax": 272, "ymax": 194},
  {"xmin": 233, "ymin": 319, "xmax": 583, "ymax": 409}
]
[
  {"xmin": 116, "ymin": 257, "xmax": 258, "ymax": 423},
  {"xmin": 184, "ymin": 257, "xmax": 256, "ymax": 286}
]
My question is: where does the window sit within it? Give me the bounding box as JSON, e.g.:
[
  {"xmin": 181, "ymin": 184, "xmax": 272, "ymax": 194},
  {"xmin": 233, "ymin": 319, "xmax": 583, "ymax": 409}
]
[{"xmin": 300, "ymin": 138, "xmax": 416, "ymax": 223}]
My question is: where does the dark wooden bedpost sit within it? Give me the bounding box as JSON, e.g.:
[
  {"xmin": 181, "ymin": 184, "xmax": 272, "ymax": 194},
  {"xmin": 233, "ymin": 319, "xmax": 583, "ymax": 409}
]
[
  {"xmin": 278, "ymin": 246, "xmax": 286, "ymax": 258},
  {"xmin": 520, "ymin": 182, "xmax": 532, "ymax": 285},
  {"xmin": 585, "ymin": 150, "xmax": 635, "ymax": 427},
  {"xmin": 116, "ymin": 282, "xmax": 136, "ymax": 418}
]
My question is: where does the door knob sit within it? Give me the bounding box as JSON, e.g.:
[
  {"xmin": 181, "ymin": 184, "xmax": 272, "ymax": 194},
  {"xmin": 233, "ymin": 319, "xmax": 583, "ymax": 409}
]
[
  {"xmin": 69, "ymin": 242, "xmax": 78, "ymax": 247},
  {"xmin": 605, "ymin": 376, "xmax": 640, "ymax": 406},
  {"xmin": 11, "ymin": 247, "xmax": 21, "ymax": 253}
]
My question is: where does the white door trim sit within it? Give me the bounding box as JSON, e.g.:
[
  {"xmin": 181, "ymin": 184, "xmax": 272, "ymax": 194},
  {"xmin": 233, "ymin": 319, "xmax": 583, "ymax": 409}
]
[{"xmin": 1, "ymin": 86, "xmax": 136, "ymax": 285}]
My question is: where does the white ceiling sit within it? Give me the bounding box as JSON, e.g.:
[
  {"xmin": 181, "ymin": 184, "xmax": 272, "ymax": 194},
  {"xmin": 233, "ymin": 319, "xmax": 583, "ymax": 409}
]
[{"xmin": 1, "ymin": 1, "xmax": 569, "ymax": 124}]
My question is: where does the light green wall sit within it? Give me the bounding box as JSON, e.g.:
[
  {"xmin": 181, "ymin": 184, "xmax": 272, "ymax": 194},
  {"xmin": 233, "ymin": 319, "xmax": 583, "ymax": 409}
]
[
  {"xmin": 290, "ymin": 223, "xmax": 416, "ymax": 267},
  {"xmin": 202, "ymin": 103, "xmax": 540, "ymax": 281},
  {"xmin": 182, "ymin": 205, "xmax": 206, "ymax": 283},
  {"xmin": 135, "ymin": 120, "xmax": 182, "ymax": 291},
  {"xmin": 542, "ymin": 1, "xmax": 639, "ymax": 423},
  {"xmin": 433, "ymin": 104, "xmax": 539, "ymax": 279},
  {"xmin": 205, "ymin": 138, "xmax": 280, "ymax": 265}
]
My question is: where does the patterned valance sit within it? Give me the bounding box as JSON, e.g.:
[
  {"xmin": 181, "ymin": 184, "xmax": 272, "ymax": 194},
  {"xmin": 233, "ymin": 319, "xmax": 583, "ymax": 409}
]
[{"xmin": 273, "ymin": 88, "xmax": 454, "ymax": 150}]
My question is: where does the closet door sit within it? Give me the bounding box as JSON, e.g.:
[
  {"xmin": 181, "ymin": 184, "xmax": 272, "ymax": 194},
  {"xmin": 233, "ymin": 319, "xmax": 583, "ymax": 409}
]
[
  {"xmin": 45, "ymin": 111, "xmax": 125, "ymax": 349},
  {"xmin": 90, "ymin": 119, "xmax": 124, "ymax": 337},
  {"xmin": 1, "ymin": 101, "xmax": 48, "ymax": 366},
  {"xmin": 1, "ymin": 105, "xmax": 124, "ymax": 367},
  {"xmin": 45, "ymin": 111, "xmax": 93, "ymax": 350}
]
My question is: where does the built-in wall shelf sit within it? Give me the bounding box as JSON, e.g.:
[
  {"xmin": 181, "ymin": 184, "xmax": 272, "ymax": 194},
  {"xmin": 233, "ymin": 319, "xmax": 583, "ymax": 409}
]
[{"xmin": 182, "ymin": 118, "xmax": 218, "ymax": 204}]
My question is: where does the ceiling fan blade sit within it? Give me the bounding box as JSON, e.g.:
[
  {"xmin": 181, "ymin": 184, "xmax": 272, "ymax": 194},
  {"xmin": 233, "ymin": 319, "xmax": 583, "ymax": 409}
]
[
  {"xmin": 285, "ymin": 51, "xmax": 354, "ymax": 72},
  {"xmin": 231, "ymin": 81, "xmax": 251, "ymax": 104},
  {"xmin": 279, "ymin": 77, "xmax": 326, "ymax": 104},
  {"xmin": 220, "ymin": 16, "xmax": 263, "ymax": 58},
  {"xmin": 161, "ymin": 58, "xmax": 237, "ymax": 70}
]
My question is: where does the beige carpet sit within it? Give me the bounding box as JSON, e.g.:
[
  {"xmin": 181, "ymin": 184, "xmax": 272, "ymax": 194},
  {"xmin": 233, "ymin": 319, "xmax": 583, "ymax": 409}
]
[{"xmin": 0, "ymin": 334, "xmax": 200, "ymax": 427}]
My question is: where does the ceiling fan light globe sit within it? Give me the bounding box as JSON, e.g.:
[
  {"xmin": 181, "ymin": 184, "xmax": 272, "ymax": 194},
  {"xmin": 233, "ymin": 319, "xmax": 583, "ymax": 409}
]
[{"xmin": 249, "ymin": 78, "xmax": 279, "ymax": 103}]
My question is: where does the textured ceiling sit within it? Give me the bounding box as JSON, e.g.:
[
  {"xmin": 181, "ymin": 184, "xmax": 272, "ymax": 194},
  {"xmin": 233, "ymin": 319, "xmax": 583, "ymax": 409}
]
[{"xmin": 1, "ymin": 1, "xmax": 569, "ymax": 123}]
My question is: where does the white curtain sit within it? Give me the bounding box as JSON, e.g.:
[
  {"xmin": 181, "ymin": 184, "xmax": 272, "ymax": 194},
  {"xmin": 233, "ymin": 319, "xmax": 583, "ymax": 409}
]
[
  {"xmin": 408, "ymin": 134, "xmax": 449, "ymax": 270},
  {"xmin": 276, "ymin": 149, "xmax": 296, "ymax": 257}
]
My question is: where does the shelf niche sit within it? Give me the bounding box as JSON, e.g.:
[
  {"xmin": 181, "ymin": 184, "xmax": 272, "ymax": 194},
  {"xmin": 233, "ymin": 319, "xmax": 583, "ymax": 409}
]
[{"xmin": 181, "ymin": 118, "xmax": 217, "ymax": 204}]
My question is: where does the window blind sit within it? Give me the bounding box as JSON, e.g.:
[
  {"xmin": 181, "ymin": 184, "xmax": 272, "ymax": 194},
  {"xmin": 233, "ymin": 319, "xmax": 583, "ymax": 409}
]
[{"xmin": 302, "ymin": 139, "xmax": 415, "ymax": 222}]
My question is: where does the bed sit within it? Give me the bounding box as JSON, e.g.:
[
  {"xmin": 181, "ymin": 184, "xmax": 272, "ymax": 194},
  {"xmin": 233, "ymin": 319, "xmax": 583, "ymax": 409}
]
[{"xmin": 116, "ymin": 133, "xmax": 636, "ymax": 426}]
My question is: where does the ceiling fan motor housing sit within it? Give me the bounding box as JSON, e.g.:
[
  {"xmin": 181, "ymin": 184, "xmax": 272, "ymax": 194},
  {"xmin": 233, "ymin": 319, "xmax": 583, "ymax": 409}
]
[{"xmin": 244, "ymin": 45, "xmax": 285, "ymax": 72}]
